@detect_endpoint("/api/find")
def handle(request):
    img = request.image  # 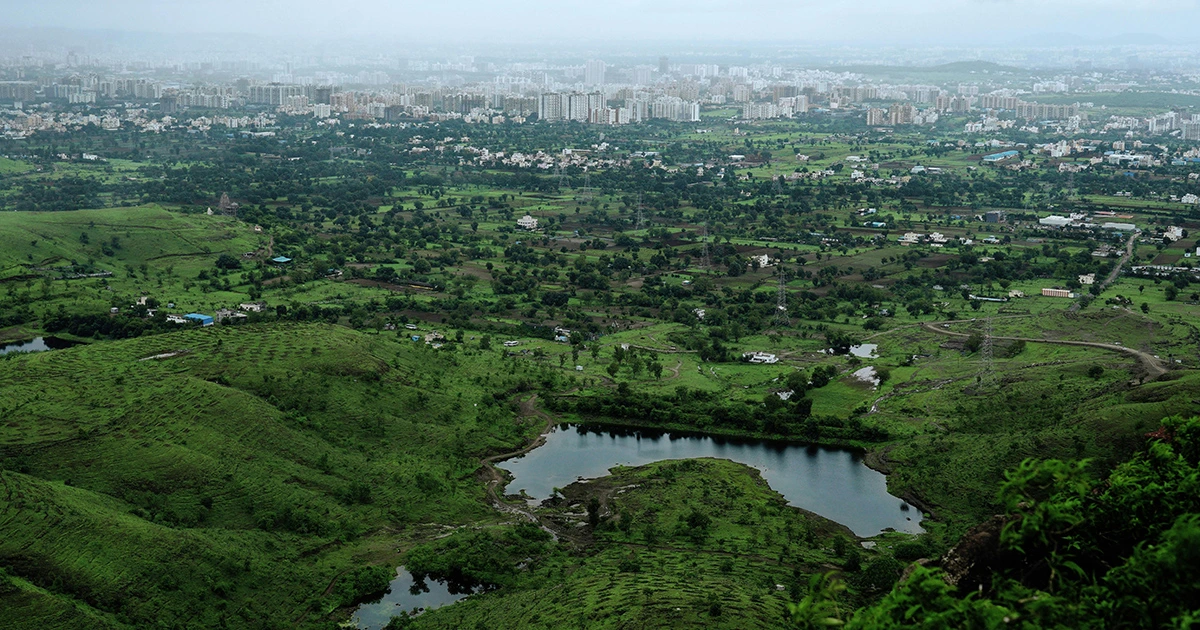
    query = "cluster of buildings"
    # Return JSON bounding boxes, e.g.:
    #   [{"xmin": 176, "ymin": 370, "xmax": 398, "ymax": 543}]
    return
[
  {"xmin": 0, "ymin": 105, "xmax": 276, "ymax": 139},
  {"xmin": 164, "ymin": 301, "xmax": 267, "ymax": 327},
  {"xmin": 535, "ymin": 92, "xmax": 700, "ymax": 124}
]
